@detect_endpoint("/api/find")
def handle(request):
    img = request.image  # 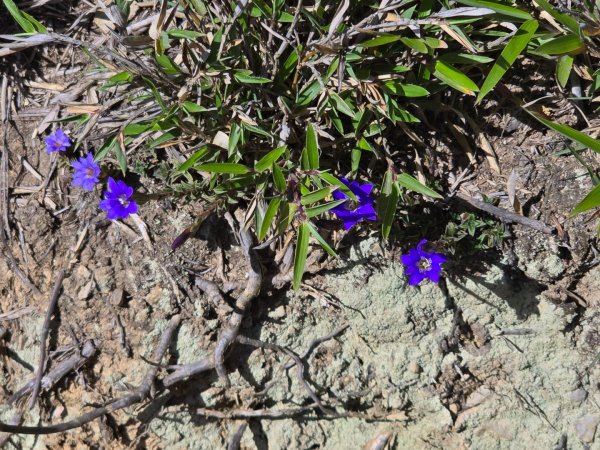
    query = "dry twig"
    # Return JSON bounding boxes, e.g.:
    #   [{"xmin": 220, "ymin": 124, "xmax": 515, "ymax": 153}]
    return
[
  {"xmin": 28, "ymin": 269, "xmax": 66, "ymax": 409},
  {"xmin": 0, "ymin": 315, "xmax": 181, "ymax": 435},
  {"xmin": 213, "ymin": 227, "xmax": 262, "ymax": 386},
  {"xmin": 455, "ymin": 192, "xmax": 555, "ymax": 235},
  {"xmin": 236, "ymin": 335, "xmax": 334, "ymax": 415},
  {"xmin": 226, "ymin": 422, "xmax": 247, "ymax": 450}
]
